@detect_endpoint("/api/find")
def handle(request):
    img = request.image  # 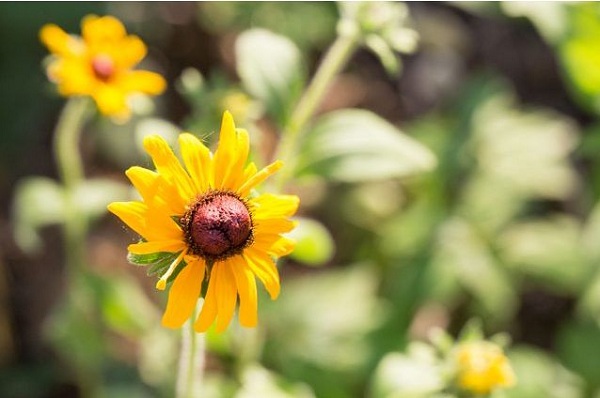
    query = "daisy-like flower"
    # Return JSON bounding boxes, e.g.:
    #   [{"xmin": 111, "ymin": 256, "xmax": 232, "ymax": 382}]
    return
[
  {"xmin": 40, "ymin": 15, "xmax": 166, "ymax": 120},
  {"xmin": 108, "ymin": 111, "xmax": 298, "ymax": 332},
  {"xmin": 454, "ymin": 341, "xmax": 516, "ymax": 395}
]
